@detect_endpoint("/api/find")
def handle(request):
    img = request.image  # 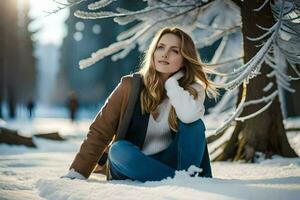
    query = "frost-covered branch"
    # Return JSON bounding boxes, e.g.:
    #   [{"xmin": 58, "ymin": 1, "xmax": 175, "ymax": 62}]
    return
[
  {"xmin": 235, "ymin": 101, "xmax": 273, "ymax": 122},
  {"xmin": 211, "ymin": 82, "xmax": 247, "ymax": 136},
  {"xmin": 210, "ymin": 88, "xmax": 278, "ymax": 136},
  {"xmin": 78, "ymin": 0, "xmax": 216, "ymax": 68},
  {"xmin": 271, "ymin": 0, "xmax": 300, "ymax": 65},
  {"xmin": 79, "ymin": 24, "xmax": 152, "ymax": 69},
  {"xmin": 253, "ymin": 0, "xmax": 270, "ymax": 12},
  {"xmin": 74, "ymin": 2, "xmax": 211, "ymax": 19},
  {"xmin": 206, "ymin": 56, "xmax": 243, "ymax": 68},
  {"xmin": 88, "ymin": 0, "xmax": 117, "ymax": 10},
  {"xmin": 215, "ymin": 32, "xmax": 274, "ymax": 90},
  {"xmin": 208, "ymin": 88, "xmax": 238, "ymax": 114},
  {"xmin": 246, "ymin": 22, "xmax": 278, "ymax": 42},
  {"xmin": 48, "ymin": 0, "xmax": 86, "ymax": 15},
  {"xmin": 235, "ymin": 89, "xmax": 278, "ymax": 122},
  {"xmin": 263, "ymin": 82, "xmax": 274, "ymax": 92}
]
